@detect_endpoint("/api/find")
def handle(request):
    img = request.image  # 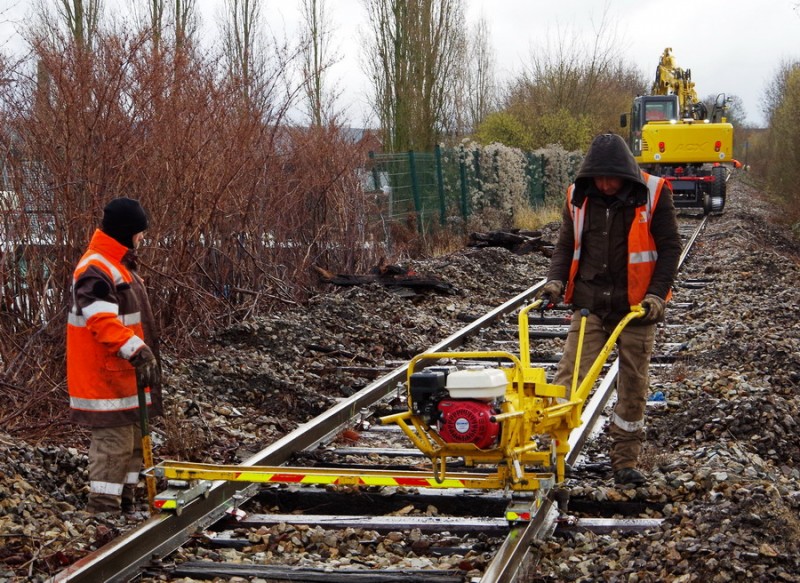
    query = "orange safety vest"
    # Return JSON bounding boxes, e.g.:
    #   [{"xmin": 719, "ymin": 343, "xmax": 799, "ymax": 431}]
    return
[
  {"xmin": 67, "ymin": 229, "xmax": 150, "ymax": 424},
  {"xmin": 564, "ymin": 171, "xmax": 670, "ymax": 307}
]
